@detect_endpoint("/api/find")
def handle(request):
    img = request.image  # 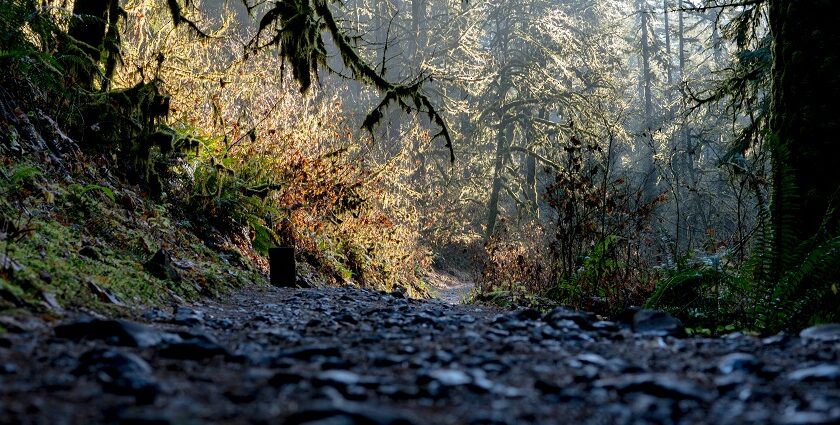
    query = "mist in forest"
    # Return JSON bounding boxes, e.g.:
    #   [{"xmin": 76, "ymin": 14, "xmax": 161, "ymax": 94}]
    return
[
  {"xmin": 123, "ymin": 0, "xmax": 765, "ymax": 319},
  {"xmin": 265, "ymin": 0, "xmax": 765, "ymax": 312},
  {"xmin": 9, "ymin": 0, "xmax": 838, "ymax": 332}
]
